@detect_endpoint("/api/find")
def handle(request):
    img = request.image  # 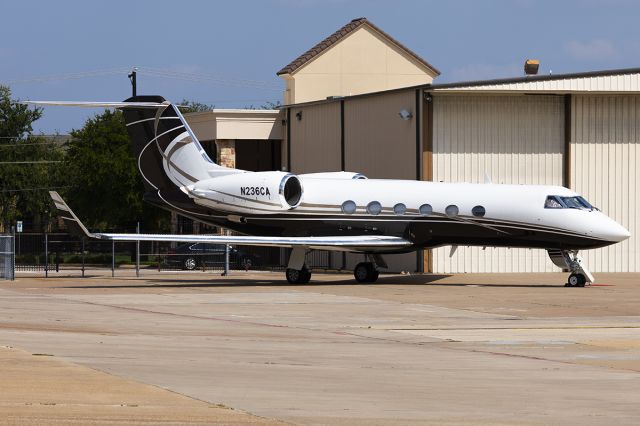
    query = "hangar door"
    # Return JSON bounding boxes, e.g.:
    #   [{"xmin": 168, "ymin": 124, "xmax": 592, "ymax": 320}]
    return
[
  {"xmin": 431, "ymin": 94, "xmax": 565, "ymax": 273},
  {"xmin": 571, "ymin": 95, "xmax": 639, "ymax": 272}
]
